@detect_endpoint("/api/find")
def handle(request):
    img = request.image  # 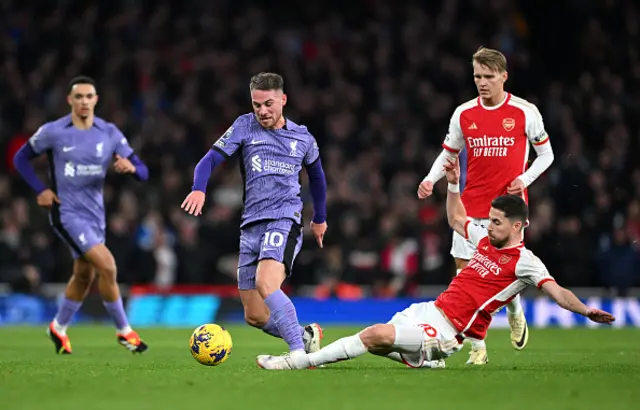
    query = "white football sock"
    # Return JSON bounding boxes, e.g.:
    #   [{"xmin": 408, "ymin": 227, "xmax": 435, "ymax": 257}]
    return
[
  {"xmin": 308, "ymin": 334, "xmax": 367, "ymax": 367},
  {"xmin": 118, "ymin": 326, "xmax": 133, "ymax": 335},
  {"xmin": 469, "ymin": 338, "xmax": 486, "ymax": 350},
  {"xmin": 52, "ymin": 318, "xmax": 67, "ymax": 336},
  {"xmin": 506, "ymin": 294, "xmax": 523, "ymax": 316}
]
